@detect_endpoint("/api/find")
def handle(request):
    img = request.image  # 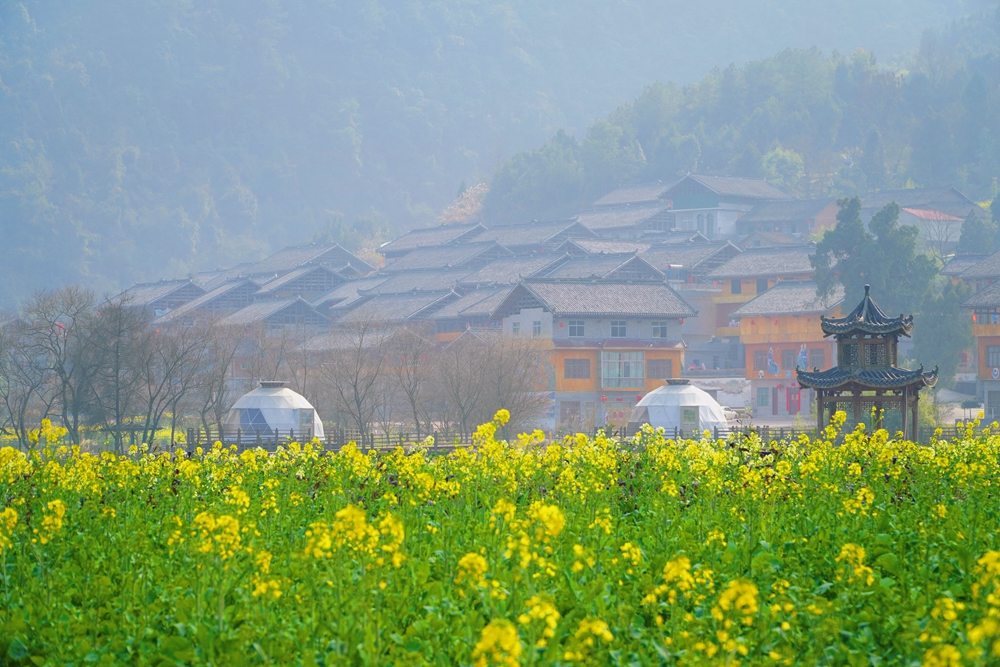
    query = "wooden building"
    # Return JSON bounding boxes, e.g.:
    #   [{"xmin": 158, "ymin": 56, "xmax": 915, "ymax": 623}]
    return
[
  {"xmin": 730, "ymin": 281, "xmax": 843, "ymax": 417},
  {"xmin": 797, "ymin": 286, "xmax": 937, "ymax": 437},
  {"xmin": 490, "ymin": 280, "xmax": 695, "ymax": 431}
]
